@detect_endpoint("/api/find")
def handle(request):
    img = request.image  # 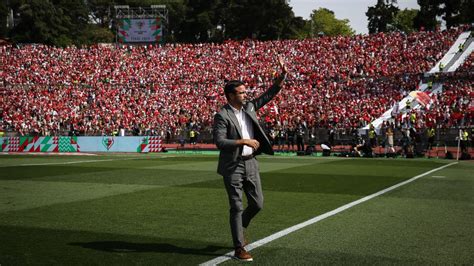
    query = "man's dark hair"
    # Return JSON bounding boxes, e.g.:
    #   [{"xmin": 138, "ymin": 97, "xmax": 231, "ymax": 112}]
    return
[{"xmin": 224, "ymin": 80, "xmax": 244, "ymax": 101}]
